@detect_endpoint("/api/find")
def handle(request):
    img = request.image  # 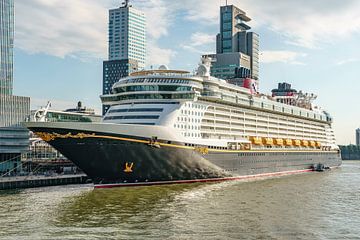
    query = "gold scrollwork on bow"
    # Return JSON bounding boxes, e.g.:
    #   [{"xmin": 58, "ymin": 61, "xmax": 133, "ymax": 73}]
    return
[
  {"xmin": 34, "ymin": 132, "xmax": 96, "ymax": 142},
  {"xmin": 194, "ymin": 146, "xmax": 209, "ymax": 155}
]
